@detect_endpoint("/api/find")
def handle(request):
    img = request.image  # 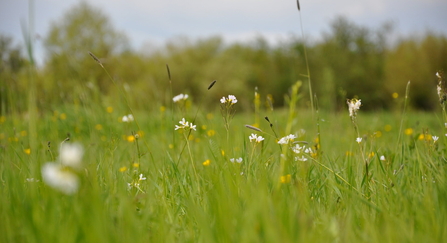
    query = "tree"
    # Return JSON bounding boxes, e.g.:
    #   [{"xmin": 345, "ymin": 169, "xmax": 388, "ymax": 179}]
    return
[
  {"xmin": 0, "ymin": 35, "xmax": 28, "ymax": 114},
  {"xmin": 44, "ymin": 2, "xmax": 129, "ymax": 97},
  {"xmin": 313, "ymin": 17, "xmax": 392, "ymax": 110}
]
